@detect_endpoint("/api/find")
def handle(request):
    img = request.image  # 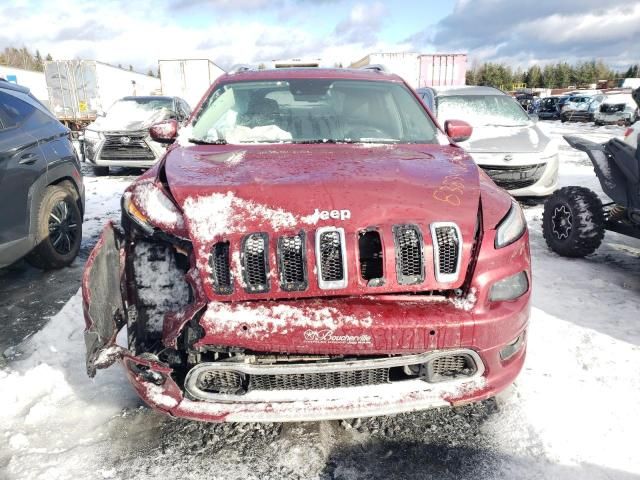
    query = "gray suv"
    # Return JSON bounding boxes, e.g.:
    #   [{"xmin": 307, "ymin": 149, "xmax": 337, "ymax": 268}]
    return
[{"xmin": 0, "ymin": 79, "xmax": 84, "ymax": 269}]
